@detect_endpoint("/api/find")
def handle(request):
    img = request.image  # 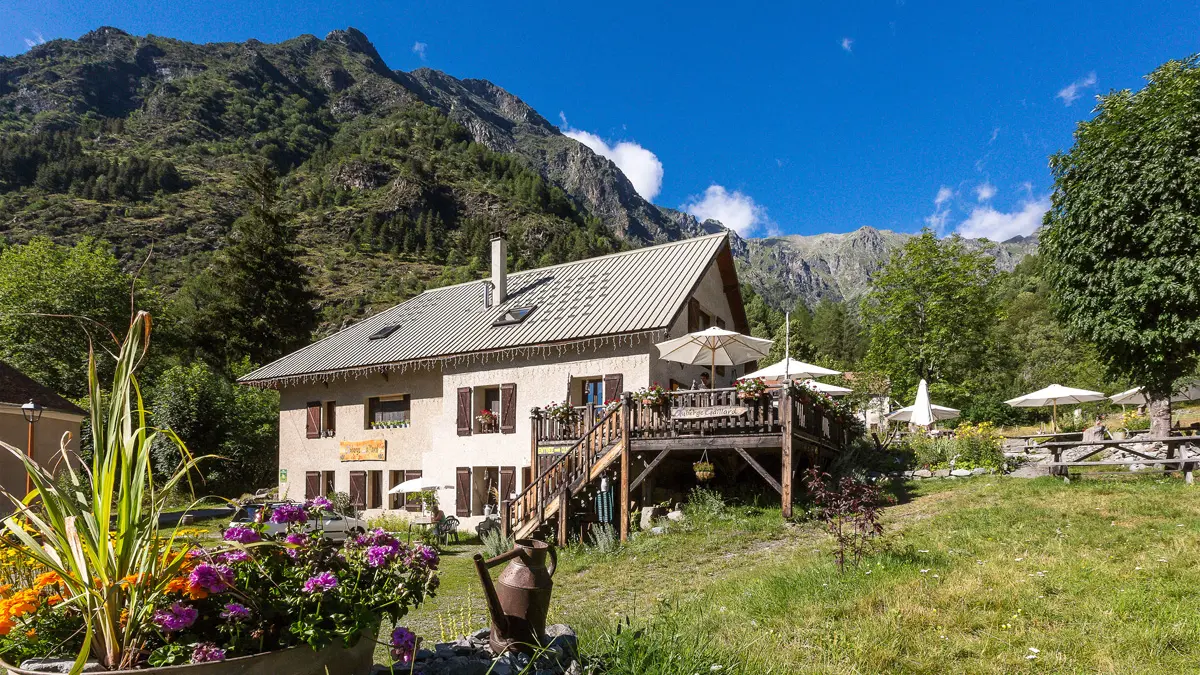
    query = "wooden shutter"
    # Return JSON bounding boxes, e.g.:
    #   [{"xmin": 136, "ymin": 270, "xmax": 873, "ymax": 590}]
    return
[
  {"xmin": 521, "ymin": 466, "xmax": 531, "ymax": 493},
  {"xmin": 500, "ymin": 466, "xmax": 515, "ymax": 501},
  {"xmin": 456, "ymin": 387, "xmax": 472, "ymax": 436},
  {"xmin": 500, "ymin": 383, "xmax": 517, "ymax": 434},
  {"xmin": 603, "ymin": 374, "xmax": 624, "ymax": 403},
  {"xmin": 404, "ymin": 469, "xmax": 423, "ymax": 512},
  {"xmin": 455, "ymin": 467, "xmax": 471, "ymax": 517},
  {"xmin": 687, "ymin": 298, "xmax": 700, "ymax": 332},
  {"xmin": 305, "ymin": 402, "xmax": 321, "ymax": 438},
  {"xmin": 305, "ymin": 471, "xmax": 321, "ymax": 500},
  {"xmin": 349, "ymin": 471, "xmax": 366, "ymax": 510}
]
